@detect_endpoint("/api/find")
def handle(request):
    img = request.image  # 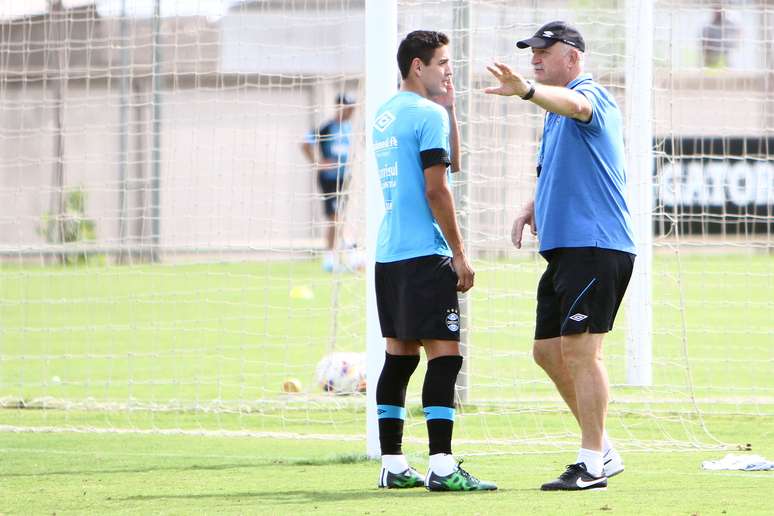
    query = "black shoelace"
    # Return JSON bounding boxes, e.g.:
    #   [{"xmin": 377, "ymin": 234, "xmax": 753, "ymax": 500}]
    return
[
  {"xmin": 559, "ymin": 463, "xmax": 585, "ymax": 481},
  {"xmin": 455, "ymin": 459, "xmax": 479, "ymax": 483}
]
